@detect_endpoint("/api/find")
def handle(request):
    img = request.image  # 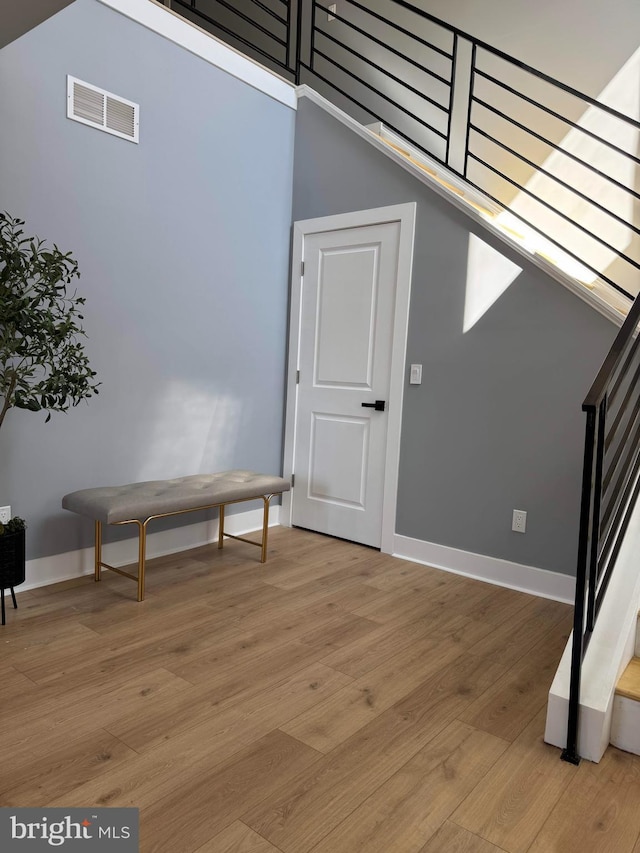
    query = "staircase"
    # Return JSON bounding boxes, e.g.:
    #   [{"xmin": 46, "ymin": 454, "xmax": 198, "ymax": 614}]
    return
[
  {"xmin": 364, "ymin": 122, "xmax": 631, "ymax": 322},
  {"xmin": 612, "ymin": 628, "xmax": 640, "ymax": 754},
  {"xmin": 159, "ymin": 0, "xmax": 640, "ymax": 320}
]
